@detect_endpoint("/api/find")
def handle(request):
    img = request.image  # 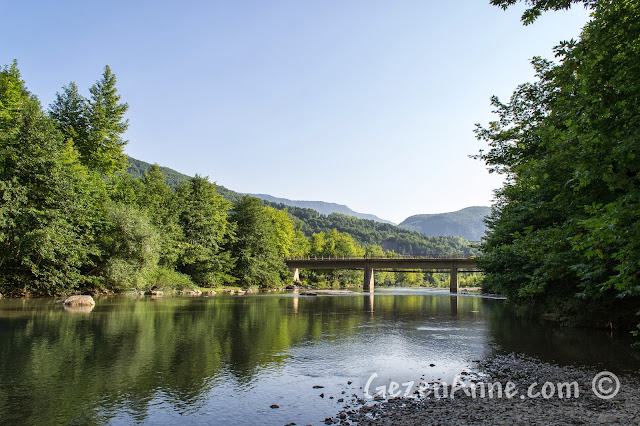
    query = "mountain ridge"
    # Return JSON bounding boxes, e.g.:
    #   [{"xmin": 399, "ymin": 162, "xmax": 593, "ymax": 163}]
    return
[
  {"xmin": 398, "ymin": 206, "xmax": 490, "ymax": 241},
  {"xmin": 247, "ymin": 193, "xmax": 395, "ymax": 225},
  {"xmin": 126, "ymin": 157, "xmax": 489, "ymax": 241}
]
